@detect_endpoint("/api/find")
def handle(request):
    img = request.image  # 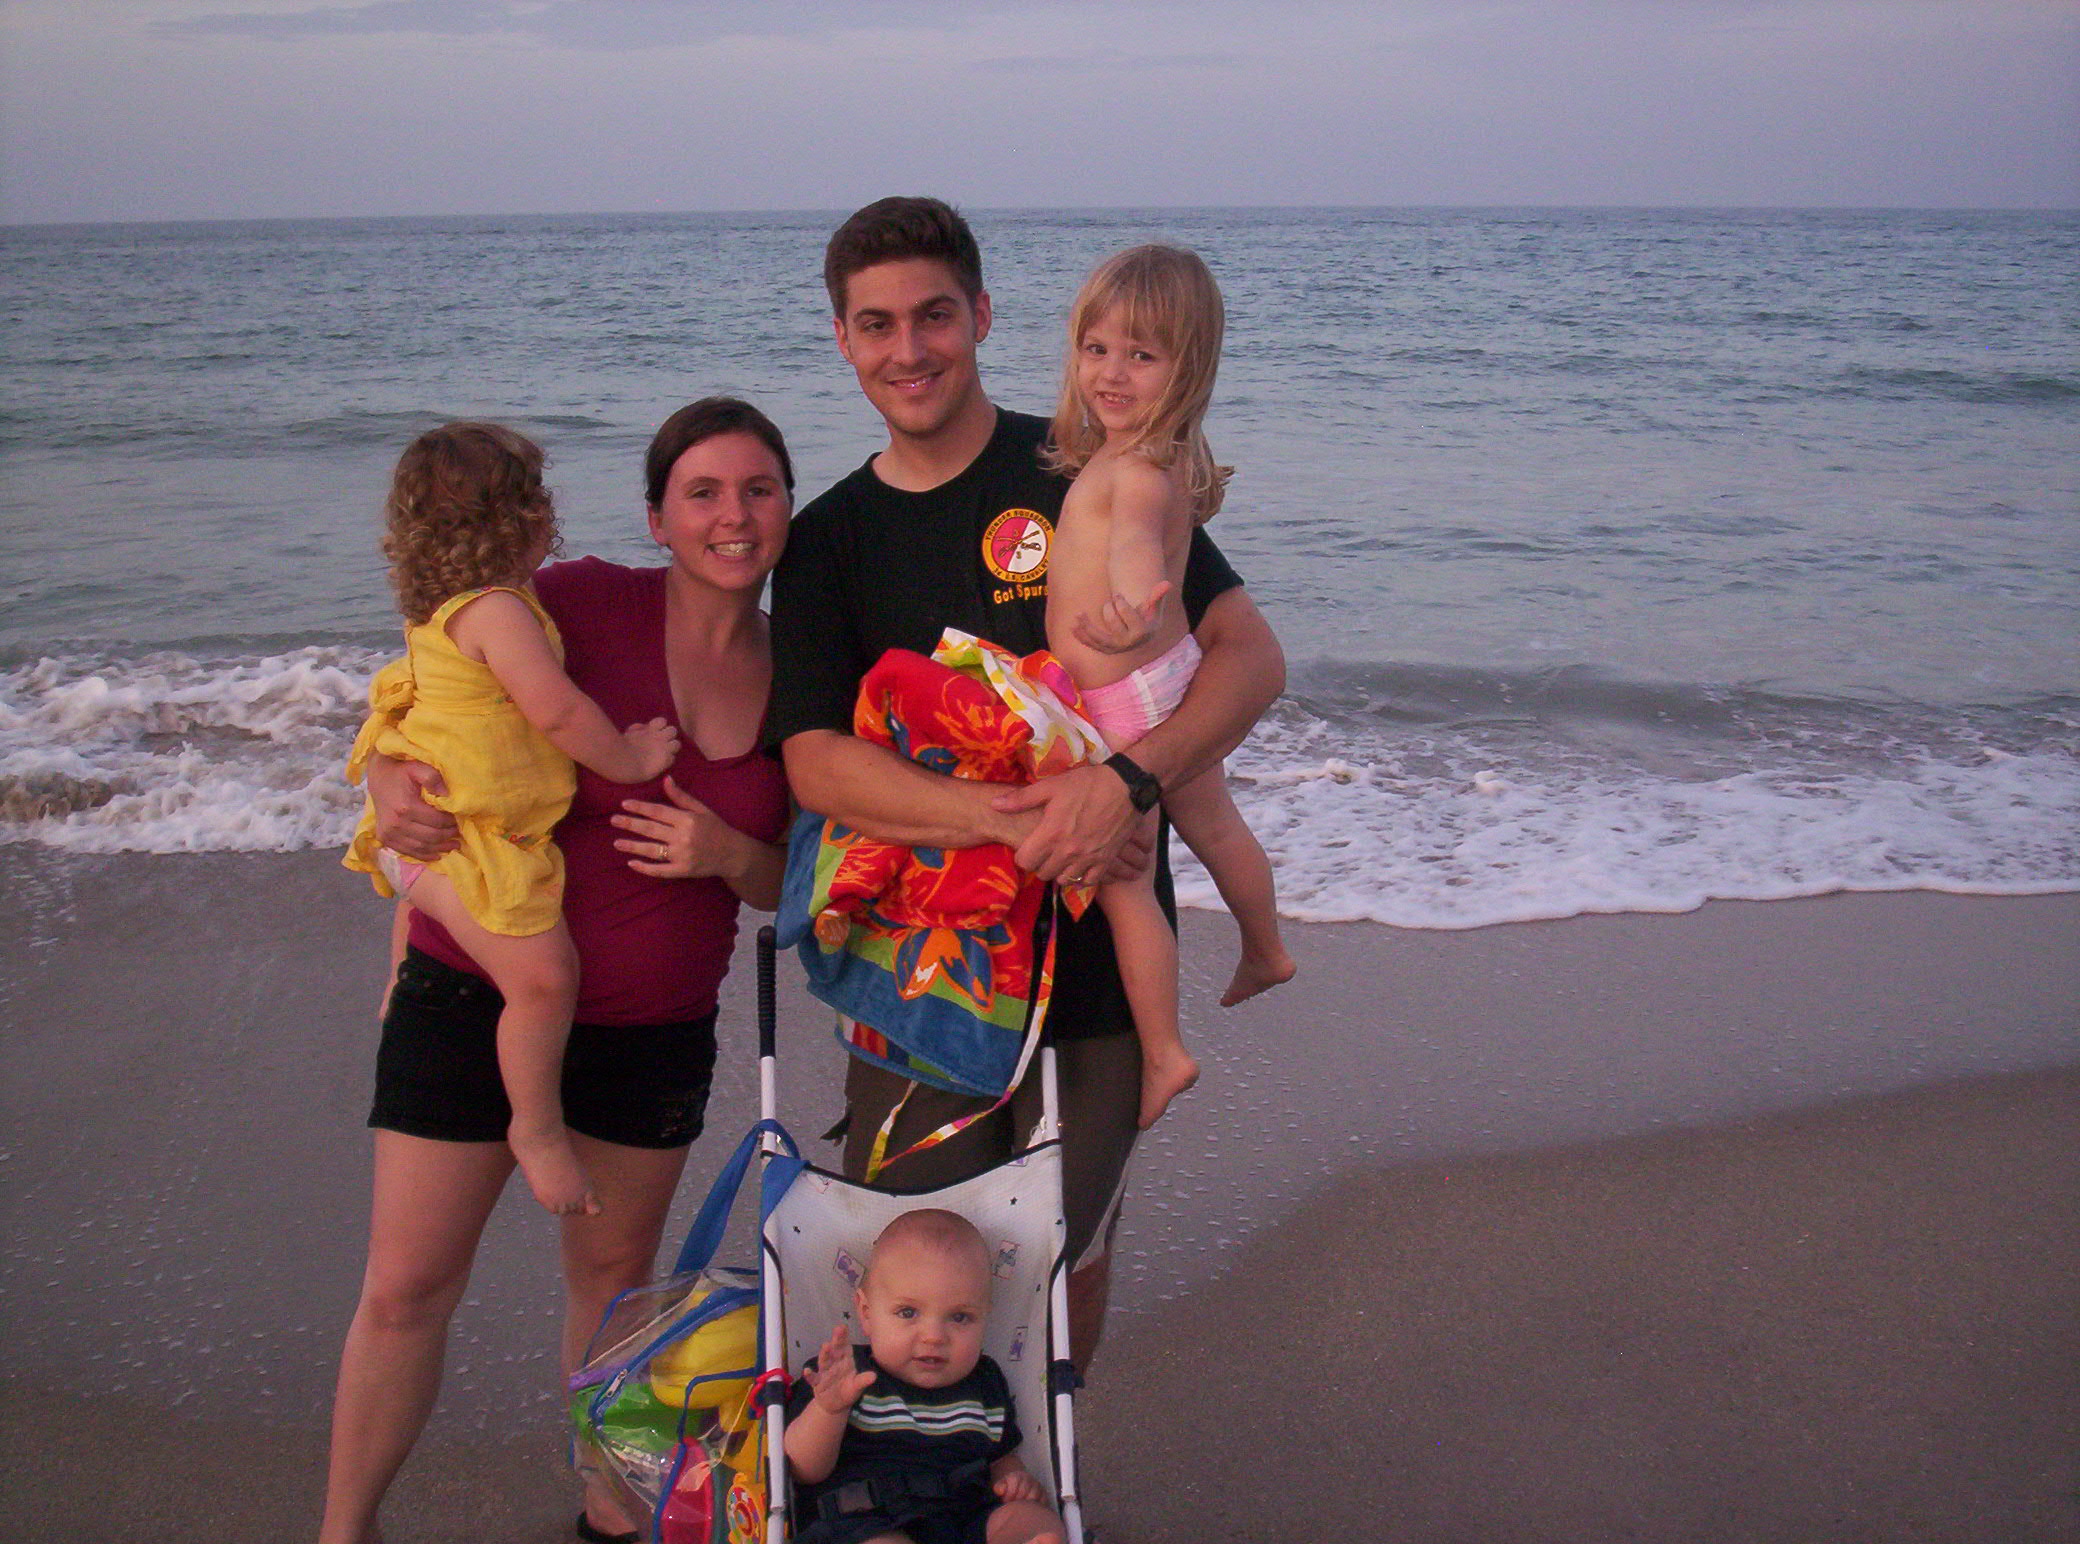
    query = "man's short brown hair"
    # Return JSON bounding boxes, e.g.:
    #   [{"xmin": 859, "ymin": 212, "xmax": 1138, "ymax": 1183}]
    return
[{"xmin": 823, "ymin": 196, "xmax": 984, "ymax": 316}]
